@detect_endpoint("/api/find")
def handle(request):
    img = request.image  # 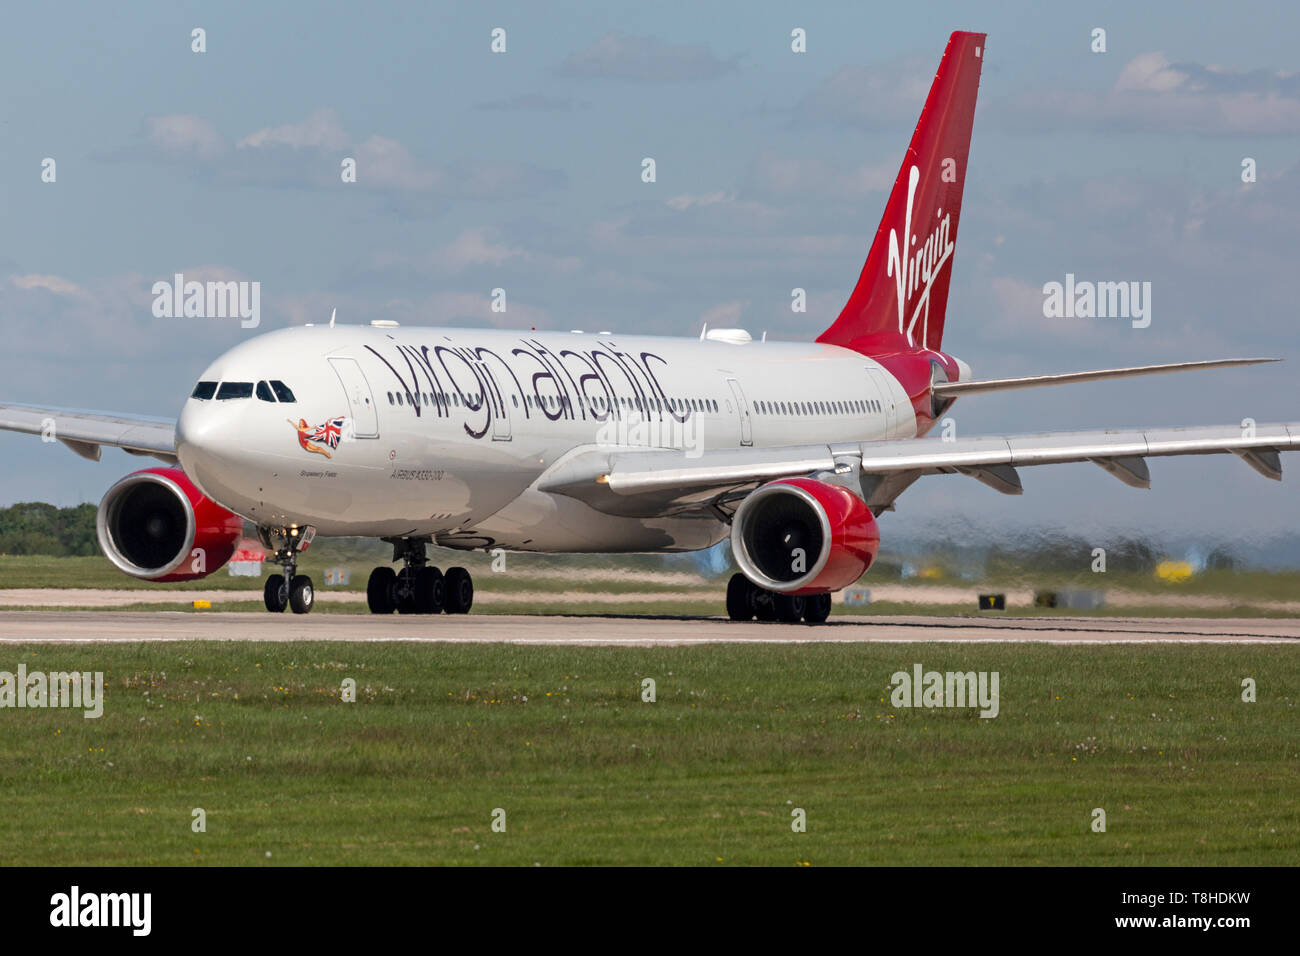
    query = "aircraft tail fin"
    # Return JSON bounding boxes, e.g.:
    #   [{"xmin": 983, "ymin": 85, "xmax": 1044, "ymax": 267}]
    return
[{"xmin": 817, "ymin": 31, "xmax": 986, "ymax": 355}]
